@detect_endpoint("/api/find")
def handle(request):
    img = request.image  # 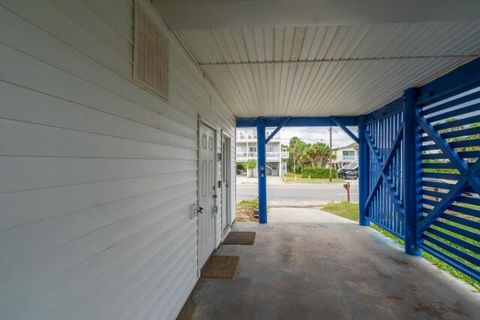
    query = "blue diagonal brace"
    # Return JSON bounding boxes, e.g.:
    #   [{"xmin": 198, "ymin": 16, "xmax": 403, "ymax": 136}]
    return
[
  {"xmin": 364, "ymin": 133, "xmax": 404, "ymax": 215},
  {"xmin": 382, "ymin": 173, "xmax": 405, "ymax": 216},
  {"xmin": 364, "ymin": 126, "xmax": 404, "ymax": 209},
  {"xmin": 416, "ymin": 114, "xmax": 480, "ymax": 195},
  {"xmin": 418, "ymin": 158, "xmax": 480, "ymax": 233},
  {"xmin": 265, "ymin": 117, "xmax": 290, "ymax": 144},
  {"xmin": 416, "ymin": 111, "xmax": 480, "ymax": 233},
  {"xmin": 331, "ymin": 117, "xmax": 359, "ymax": 144}
]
